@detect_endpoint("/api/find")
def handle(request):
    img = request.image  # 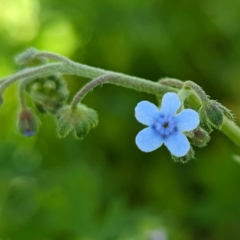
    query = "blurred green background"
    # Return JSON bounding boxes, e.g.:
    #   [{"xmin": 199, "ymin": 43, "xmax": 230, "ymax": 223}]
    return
[{"xmin": 1, "ymin": 0, "xmax": 240, "ymax": 239}]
